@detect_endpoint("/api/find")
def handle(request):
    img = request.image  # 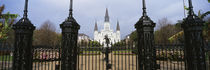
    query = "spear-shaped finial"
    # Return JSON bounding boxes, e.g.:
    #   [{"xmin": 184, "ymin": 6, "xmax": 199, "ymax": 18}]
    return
[
  {"xmin": 69, "ymin": 0, "xmax": 73, "ymax": 17},
  {"xmin": 142, "ymin": 0, "xmax": 147, "ymax": 16},
  {"xmin": 23, "ymin": 0, "xmax": 28, "ymax": 18},
  {"xmin": 188, "ymin": 0, "xmax": 194, "ymax": 16}
]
